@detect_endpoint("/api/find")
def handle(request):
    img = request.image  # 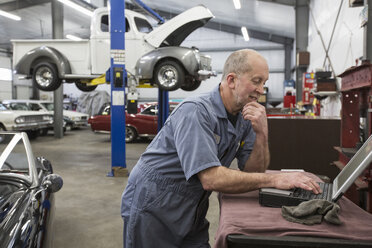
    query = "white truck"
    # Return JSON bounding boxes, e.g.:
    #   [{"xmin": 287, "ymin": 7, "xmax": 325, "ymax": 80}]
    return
[{"xmin": 12, "ymin": 5, "xmax": 215, "ymax": 92}]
